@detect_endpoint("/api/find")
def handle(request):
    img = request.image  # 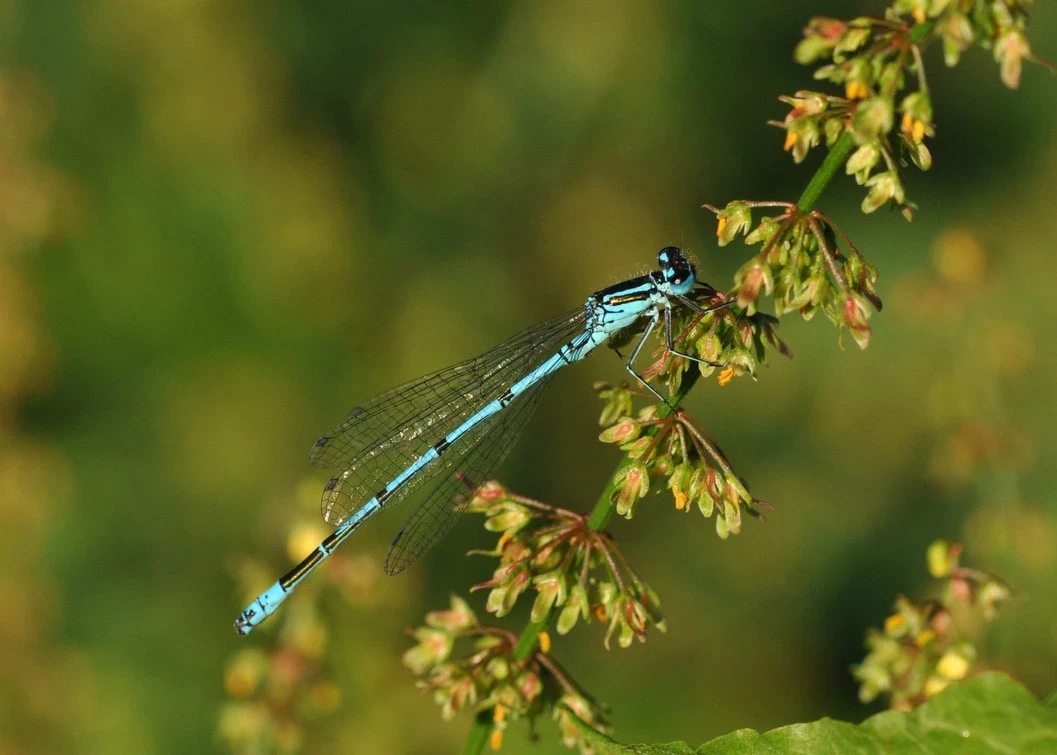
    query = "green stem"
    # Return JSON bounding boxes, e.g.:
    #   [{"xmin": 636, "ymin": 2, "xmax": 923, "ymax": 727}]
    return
[
  {"xmin": 463, "ymin": 712, "xmax": 492, "ymax": 754},
  {"xmin": 462, "ymin": 88, "xmax": 854, "ymax": 755},
  {"xmin": 796, "ymin": 131, "xmax": 854, "ymax": 214},
  {"xmin": 909, "ymin": 20, "xmax": 934, "ymax": 45}
]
